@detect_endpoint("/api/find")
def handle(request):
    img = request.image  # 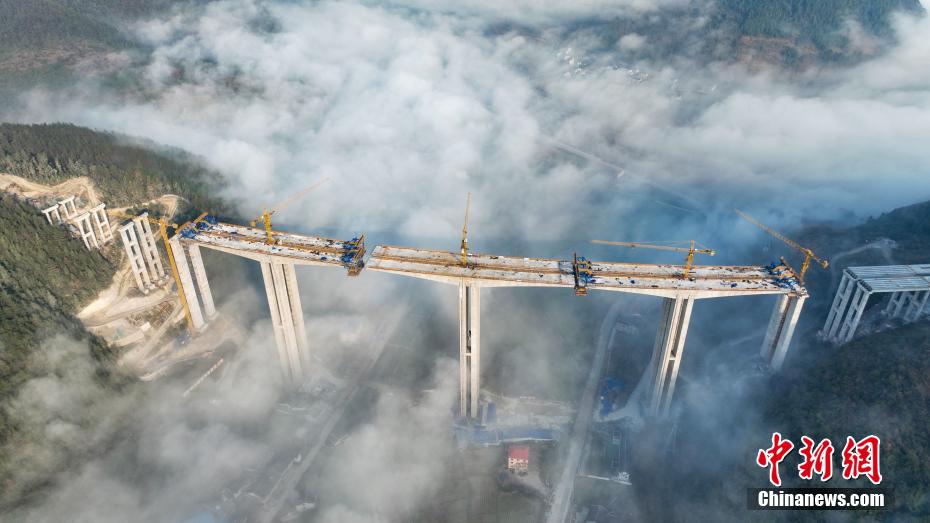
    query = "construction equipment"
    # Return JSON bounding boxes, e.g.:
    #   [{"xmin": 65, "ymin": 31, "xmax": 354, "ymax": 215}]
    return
[
  {"xmin": 572, "ymin": 252, "xmax": 594, "ymax": 296},
  {"xmin": 158, "ymin": 217, "xmax": 195, "ymax": 332},
  {"xmin": 250, "ymin": 177, "xmax": 330, "ymax": 244},
  {"xmin": 591, "ymin": 239, "xmax": 716, "ymax": 279},
  {"xmin": 735, "ymin": 209, "xmax": 828, "ymax": 285},
  {"xmin": 460, "ymin": 192, "xmax": 471, "ymax": 266}
]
